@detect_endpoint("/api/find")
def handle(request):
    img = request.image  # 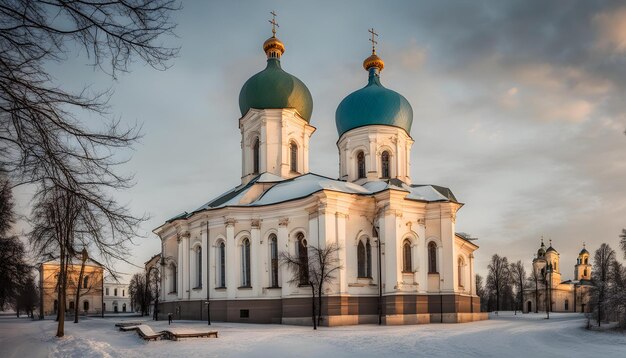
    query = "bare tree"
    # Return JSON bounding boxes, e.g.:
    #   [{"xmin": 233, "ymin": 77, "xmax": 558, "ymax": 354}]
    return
[
  {"xmin": 475, "ymin": 274, "xmax": 486, "ymax": 312},
  {"xmin": 510, "ymin": 260, "xmax": 526, "ymax": 314},
  {"xmin": 486, "ymin": 254, "xmax": 510, "ymax": 312},
  {"xmin": 129, "ymin": 272, "xmax": 151, "ymax": 316},
  {"xmin": 619, "ymin": 229, "xmax": 626, "ymax": 259},
  {"xmin": 281, "ymin": 242, "xmax": 342, "ymax": 329},
  {"xmin": 148, "ymin": 264, "xmax": 161, "ymax": 320},
  {"xmin": 0, "ymin": 175, "xmax": 31, "ymax": 310},
  {"xmin": 1, "ymin": 0, "xmax": 180, "ymax": 194},
  {"xmin": 591, "ymin": 243, "xmax": 616, "ymax": 326},
  {"xmin": 2, "ymin": 0, "xmax": 179, "ymax": 337},
  {"xmin": 528, "ymin": 267, "xmax": 540, "ymax": 313}
]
